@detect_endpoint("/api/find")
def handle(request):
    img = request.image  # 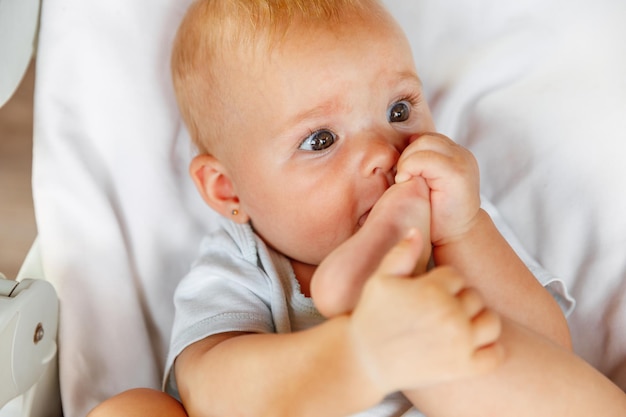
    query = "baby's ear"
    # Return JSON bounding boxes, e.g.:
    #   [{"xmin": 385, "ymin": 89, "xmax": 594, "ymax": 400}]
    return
[{"xmin": 189, "ymin": 154, "xmax": 249, "ymax": 223}]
